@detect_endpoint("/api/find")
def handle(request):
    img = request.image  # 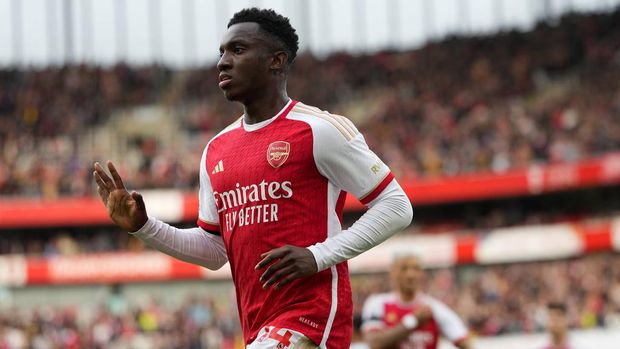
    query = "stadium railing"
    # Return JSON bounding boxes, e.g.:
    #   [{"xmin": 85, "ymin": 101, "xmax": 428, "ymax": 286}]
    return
[
  {"xmin": 1, "ymin": 216, "xmax": 618, "ymax": 287},
  {"xmin": 2, "ymin": 152, "xmax": 620, "ymax": 229}
]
